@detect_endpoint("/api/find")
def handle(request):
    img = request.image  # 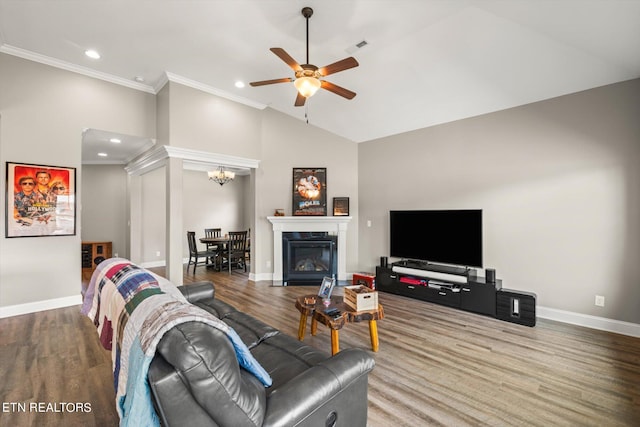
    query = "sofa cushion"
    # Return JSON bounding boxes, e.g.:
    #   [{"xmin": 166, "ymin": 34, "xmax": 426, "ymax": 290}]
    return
[
  {"xmin": 194, "ymin": 297, "xmax": 237, "ymax": 318},
  {"xmin": 251, "ymin": 333, "xmax": 329, "ymax": 393},
  {"xmin": 194, "ymin": 299, "xmax": 280, "ymax": 349},
  {"xmin": 156, "ymin": 321, "xmax": 267, "ymax": 427}
]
